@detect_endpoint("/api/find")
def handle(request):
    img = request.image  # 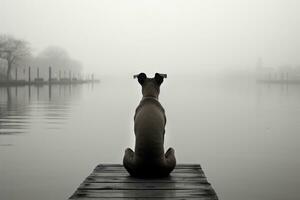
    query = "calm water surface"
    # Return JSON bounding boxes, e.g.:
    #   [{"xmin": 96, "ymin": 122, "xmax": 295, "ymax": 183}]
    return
[{"xmin": 0, "ymin": 75, "xmax": 299, "ymax": 200}]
